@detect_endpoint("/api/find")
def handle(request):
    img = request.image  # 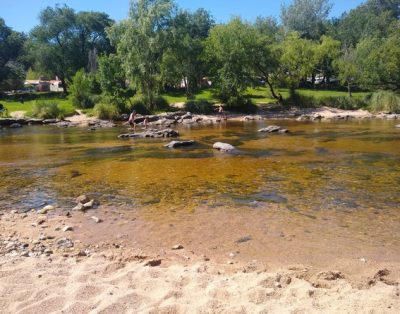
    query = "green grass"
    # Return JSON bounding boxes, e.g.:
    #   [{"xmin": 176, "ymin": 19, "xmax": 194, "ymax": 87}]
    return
[
  {"xmin": 1, "ymin": 93, "xmax": 76, "ymax": 117},
  {"xmin": 161, "ymin": 88, "xmax": 217, "ymax": 104}
]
